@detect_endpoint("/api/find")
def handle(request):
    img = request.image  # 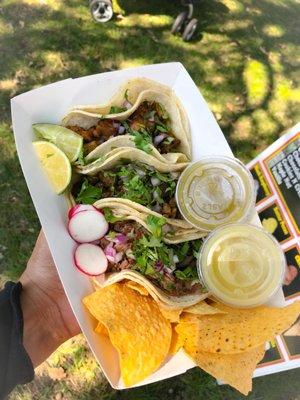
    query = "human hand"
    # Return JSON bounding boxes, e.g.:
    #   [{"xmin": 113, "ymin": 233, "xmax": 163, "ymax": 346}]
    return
[{"xmin": 20, "ymin": 230, "xmax": 80, "ymax": 367}]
